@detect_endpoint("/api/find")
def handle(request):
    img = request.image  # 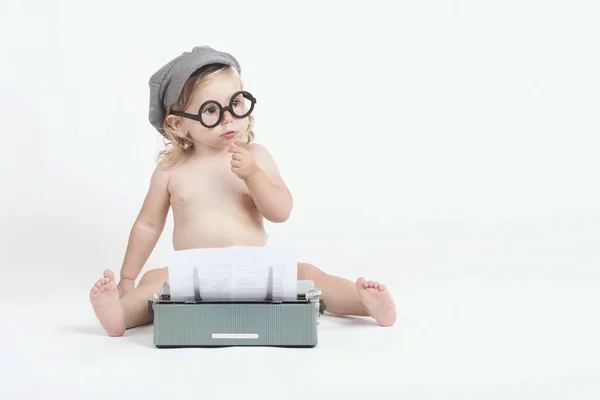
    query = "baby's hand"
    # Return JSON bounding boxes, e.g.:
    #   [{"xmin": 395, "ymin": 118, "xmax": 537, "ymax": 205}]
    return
[{"xmin": 229, "ymin": 142, "xmax": 258, "ymax": 180}]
